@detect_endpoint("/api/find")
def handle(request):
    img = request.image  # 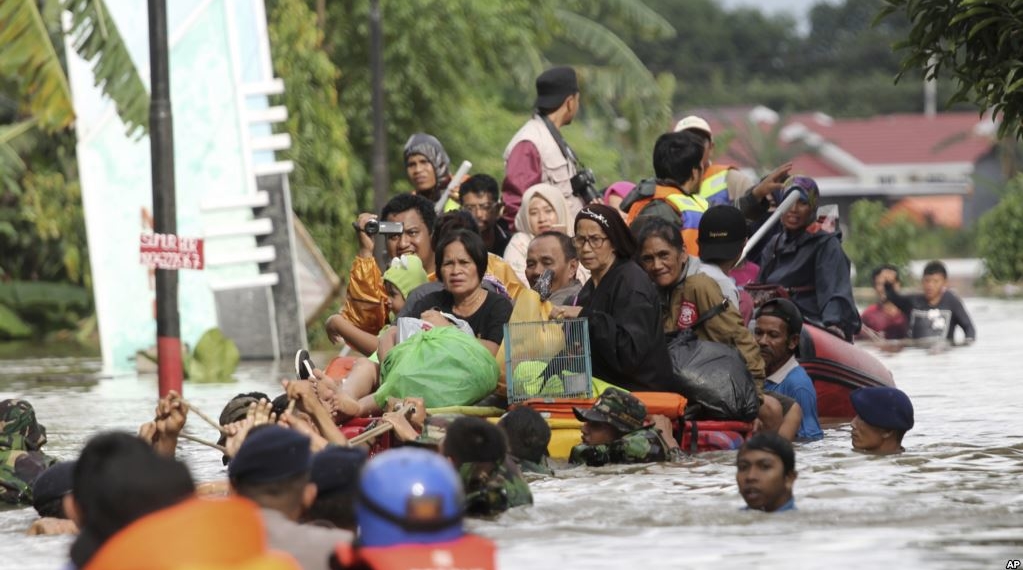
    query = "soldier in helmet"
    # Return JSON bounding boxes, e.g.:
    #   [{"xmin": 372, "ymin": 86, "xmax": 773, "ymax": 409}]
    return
[
  {"xmin": 333, "ymin": 447, "xmax": 497, "ymax": 569},
  {"xmin": 569, "ymin": 388, "xmax": 684, "ymax": 466}
]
